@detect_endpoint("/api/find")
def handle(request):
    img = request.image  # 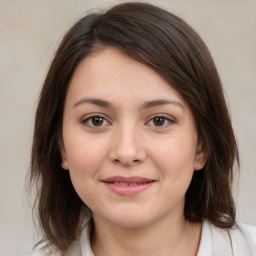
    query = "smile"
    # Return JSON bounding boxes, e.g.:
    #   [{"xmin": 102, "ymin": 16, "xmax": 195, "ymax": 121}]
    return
[
  {"xmin": 102, "ymin": 176, "xmax": 155, "ymax": 196},
  {"xmin": 112, "ymin": 182, "xmax": 144, "ymax": 186}
]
